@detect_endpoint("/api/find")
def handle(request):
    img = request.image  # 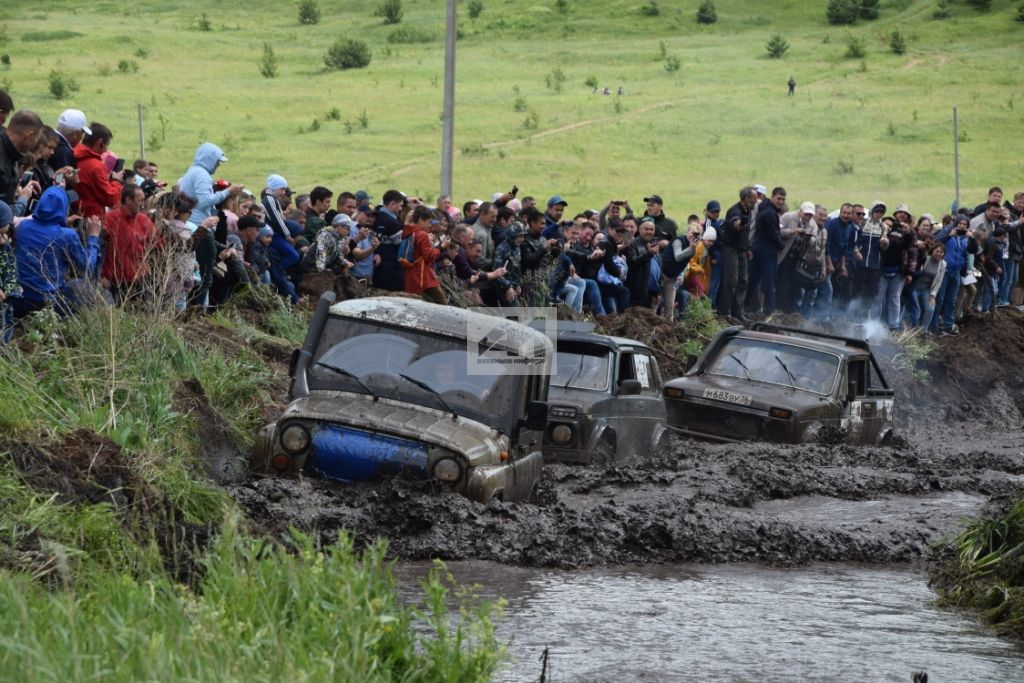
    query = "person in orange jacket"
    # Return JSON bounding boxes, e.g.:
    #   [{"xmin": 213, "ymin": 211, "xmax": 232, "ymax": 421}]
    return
[
  {"xmin": 685, "ymin": 226, "xmax": 717, "ymax": 299},
  {"xmin": 402, "ymin": 204, "xmax": 447, "ymax": 304},
  {"xmin": 72, "ymin": 122, "xmax": 123, "ymax": 219}
]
